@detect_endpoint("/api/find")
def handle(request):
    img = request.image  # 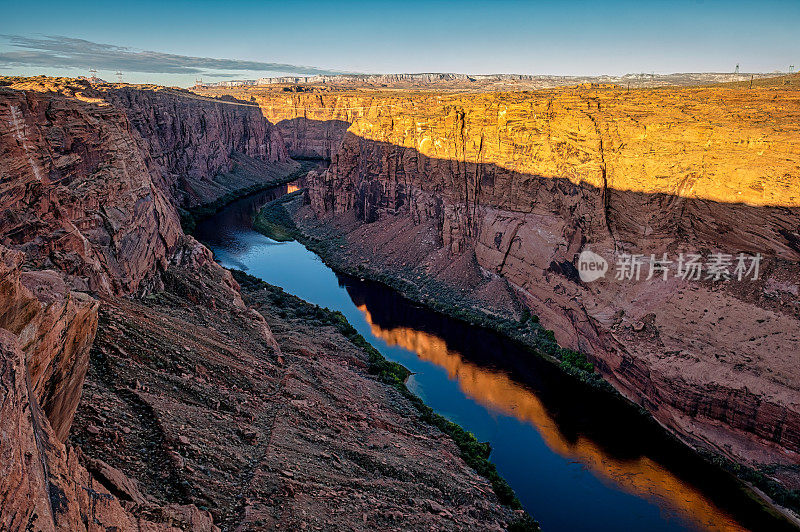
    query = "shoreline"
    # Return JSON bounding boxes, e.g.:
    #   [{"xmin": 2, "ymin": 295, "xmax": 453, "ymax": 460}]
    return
[
  {"xmin": 230, "ymin": 270, "xmax": 540, "ymax": 531},
  {"xmin": 187, "ymin": 180, "xmax": 540, "ymax": 529},
  {"xmin": 178, "ymin": 159, "xmax": 318, "ymax": 234}
]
